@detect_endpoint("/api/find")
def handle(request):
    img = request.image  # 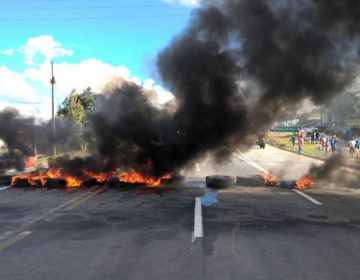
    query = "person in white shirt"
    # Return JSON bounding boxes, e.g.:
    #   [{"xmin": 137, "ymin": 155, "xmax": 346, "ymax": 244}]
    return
[{"xmin": 349, "ymin": 138, "xmax": 356, "ymax": 157}]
